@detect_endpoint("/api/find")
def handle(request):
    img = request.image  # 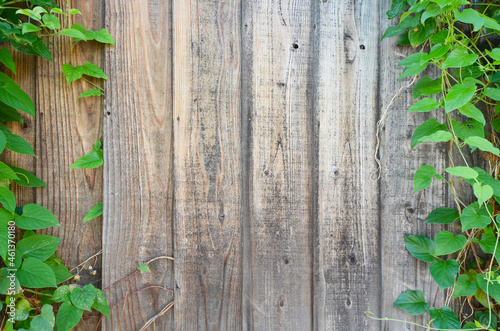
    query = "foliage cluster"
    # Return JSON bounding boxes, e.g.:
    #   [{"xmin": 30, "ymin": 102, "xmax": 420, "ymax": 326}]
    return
[
  {"xmin": 0, "ymin": 0, "xmax": 110, "ymax": 330},
  {"xmin": 383, "ymin": 0, "xmax": 500, "ymax": 330}
]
